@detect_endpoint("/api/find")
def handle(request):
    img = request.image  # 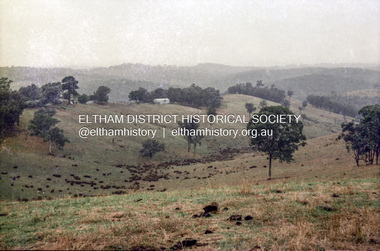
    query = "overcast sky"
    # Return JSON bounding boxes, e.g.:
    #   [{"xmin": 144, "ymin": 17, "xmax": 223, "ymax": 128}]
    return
[{"xmin": 1, "ymin": 0, "xmax": 379, "ymax": 68}]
